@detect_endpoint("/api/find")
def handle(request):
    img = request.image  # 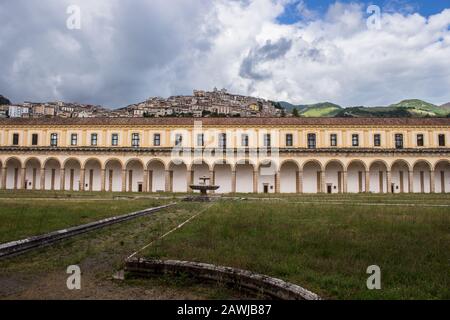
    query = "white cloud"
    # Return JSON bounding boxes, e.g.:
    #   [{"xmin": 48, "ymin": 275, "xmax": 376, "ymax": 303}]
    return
[{"xmin": 1, "ymin": 0, "xmax": 450, "ymax": 107}]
